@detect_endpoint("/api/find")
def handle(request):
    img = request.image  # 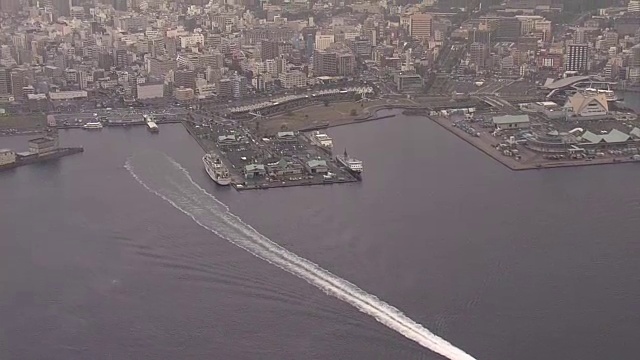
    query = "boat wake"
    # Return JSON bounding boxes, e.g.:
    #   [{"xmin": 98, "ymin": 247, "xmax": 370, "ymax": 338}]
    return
[{"xmin": 124, "ymin": 151, "xmax": 477, "ymax": 360}]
